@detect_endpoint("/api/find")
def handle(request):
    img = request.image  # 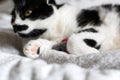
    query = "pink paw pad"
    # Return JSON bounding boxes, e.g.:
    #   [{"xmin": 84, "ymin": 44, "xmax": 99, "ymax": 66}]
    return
[{"xmin": 30, "ymin": 44, "xmax": 39, "ymax": 54}]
